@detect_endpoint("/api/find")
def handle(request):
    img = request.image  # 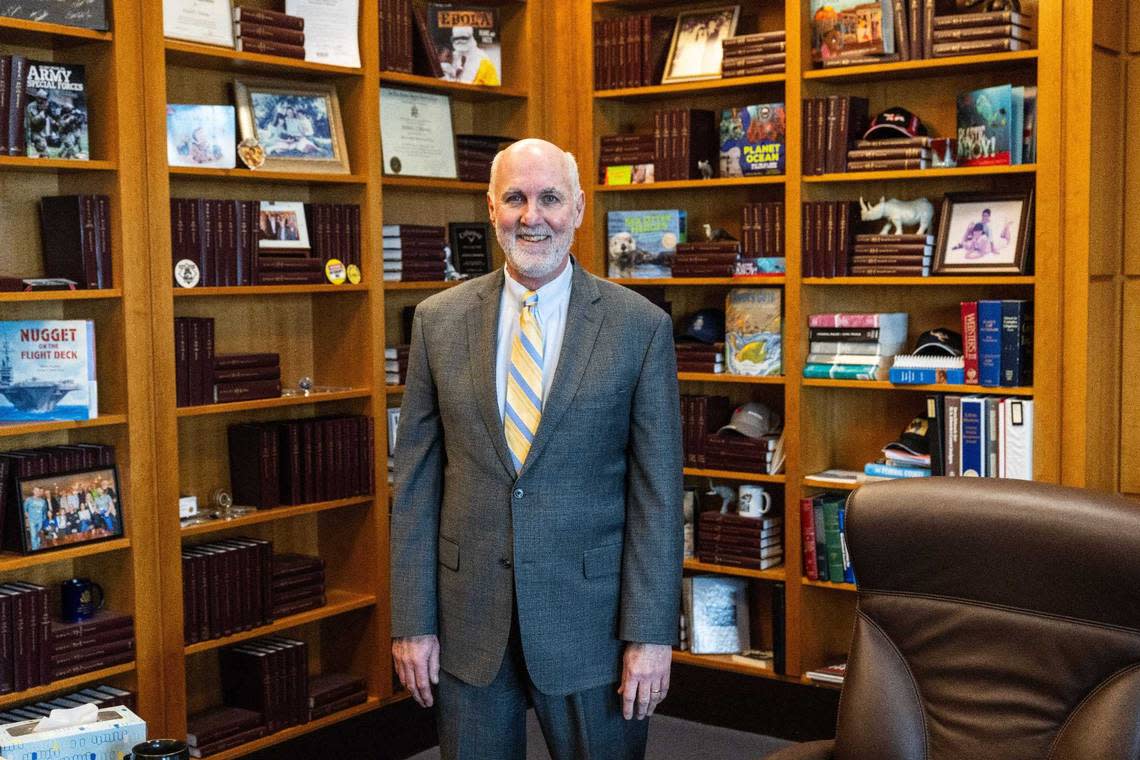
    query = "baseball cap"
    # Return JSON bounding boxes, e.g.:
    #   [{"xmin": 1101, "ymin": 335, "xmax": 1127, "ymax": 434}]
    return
[
  {"xmin": 883, "ymin": 416, "xmax": 931, "ymax": 457},
  {"xmin": 717, "ymin": 401, "xmax": 780, "ymax": 440},
  {"xmin": 914, "ymin": 328, "xmax": 963, "ymax": 357},
  {"xmin": 676, "ymin": 308, "xmax": 725, "ymax": 345},
  {"xmin": 863, "ymin": 107, "xmax": 929, "ymax": 140}
]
